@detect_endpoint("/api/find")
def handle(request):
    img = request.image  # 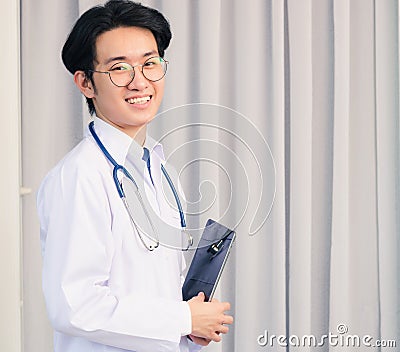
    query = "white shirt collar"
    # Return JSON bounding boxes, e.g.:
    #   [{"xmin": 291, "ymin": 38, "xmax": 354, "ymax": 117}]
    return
[
  {"xmin": 144, "ymin": 134, "xmax": 166, "ymax": 163},
  {"xmin": 88, "ymin": 116, "xmax": 165, "ymax": 166}
]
